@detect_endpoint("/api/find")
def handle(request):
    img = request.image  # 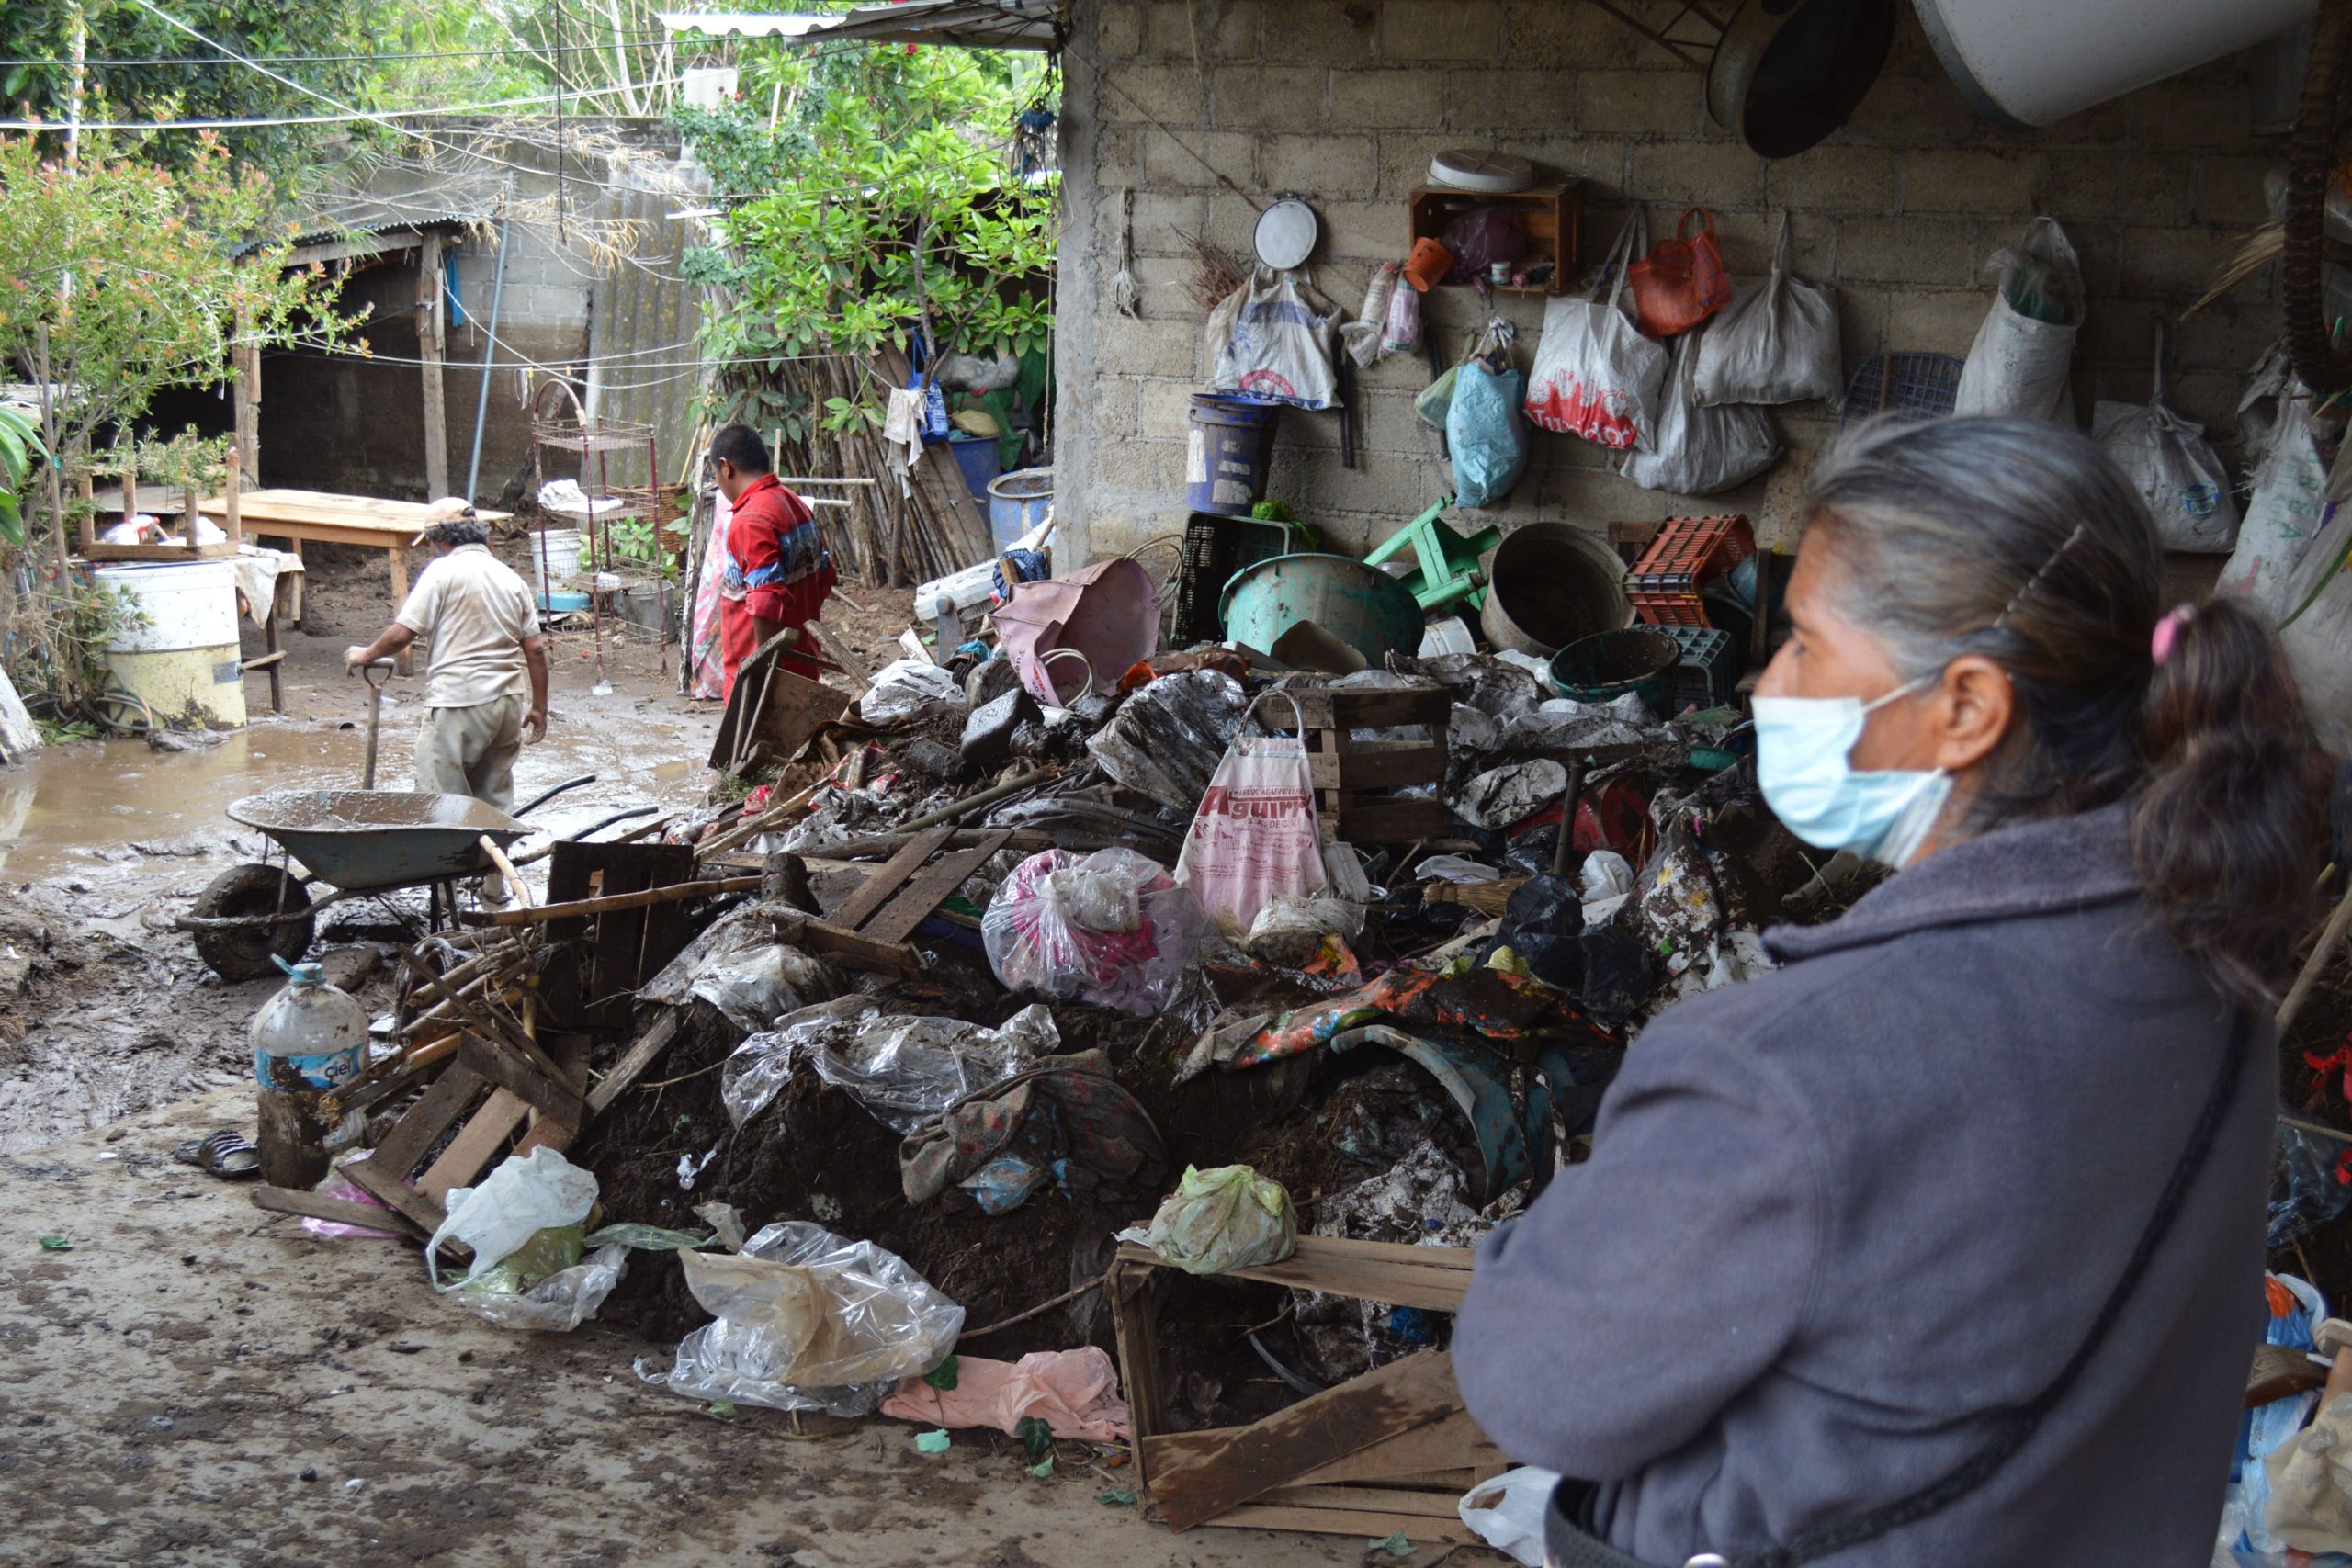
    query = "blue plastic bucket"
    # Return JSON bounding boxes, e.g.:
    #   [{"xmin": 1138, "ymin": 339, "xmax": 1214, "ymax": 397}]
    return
[
  {"xmin": 947, "ymin": 434, "xmax": 1001, "ymax": 503},
  {"xmin": 1187, "ymin": 393, "xmax": 1282, "ymax": 515},
  {"xmin": 987, "ymin": 467, "xmax": 1054, "ymax": 552}
]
